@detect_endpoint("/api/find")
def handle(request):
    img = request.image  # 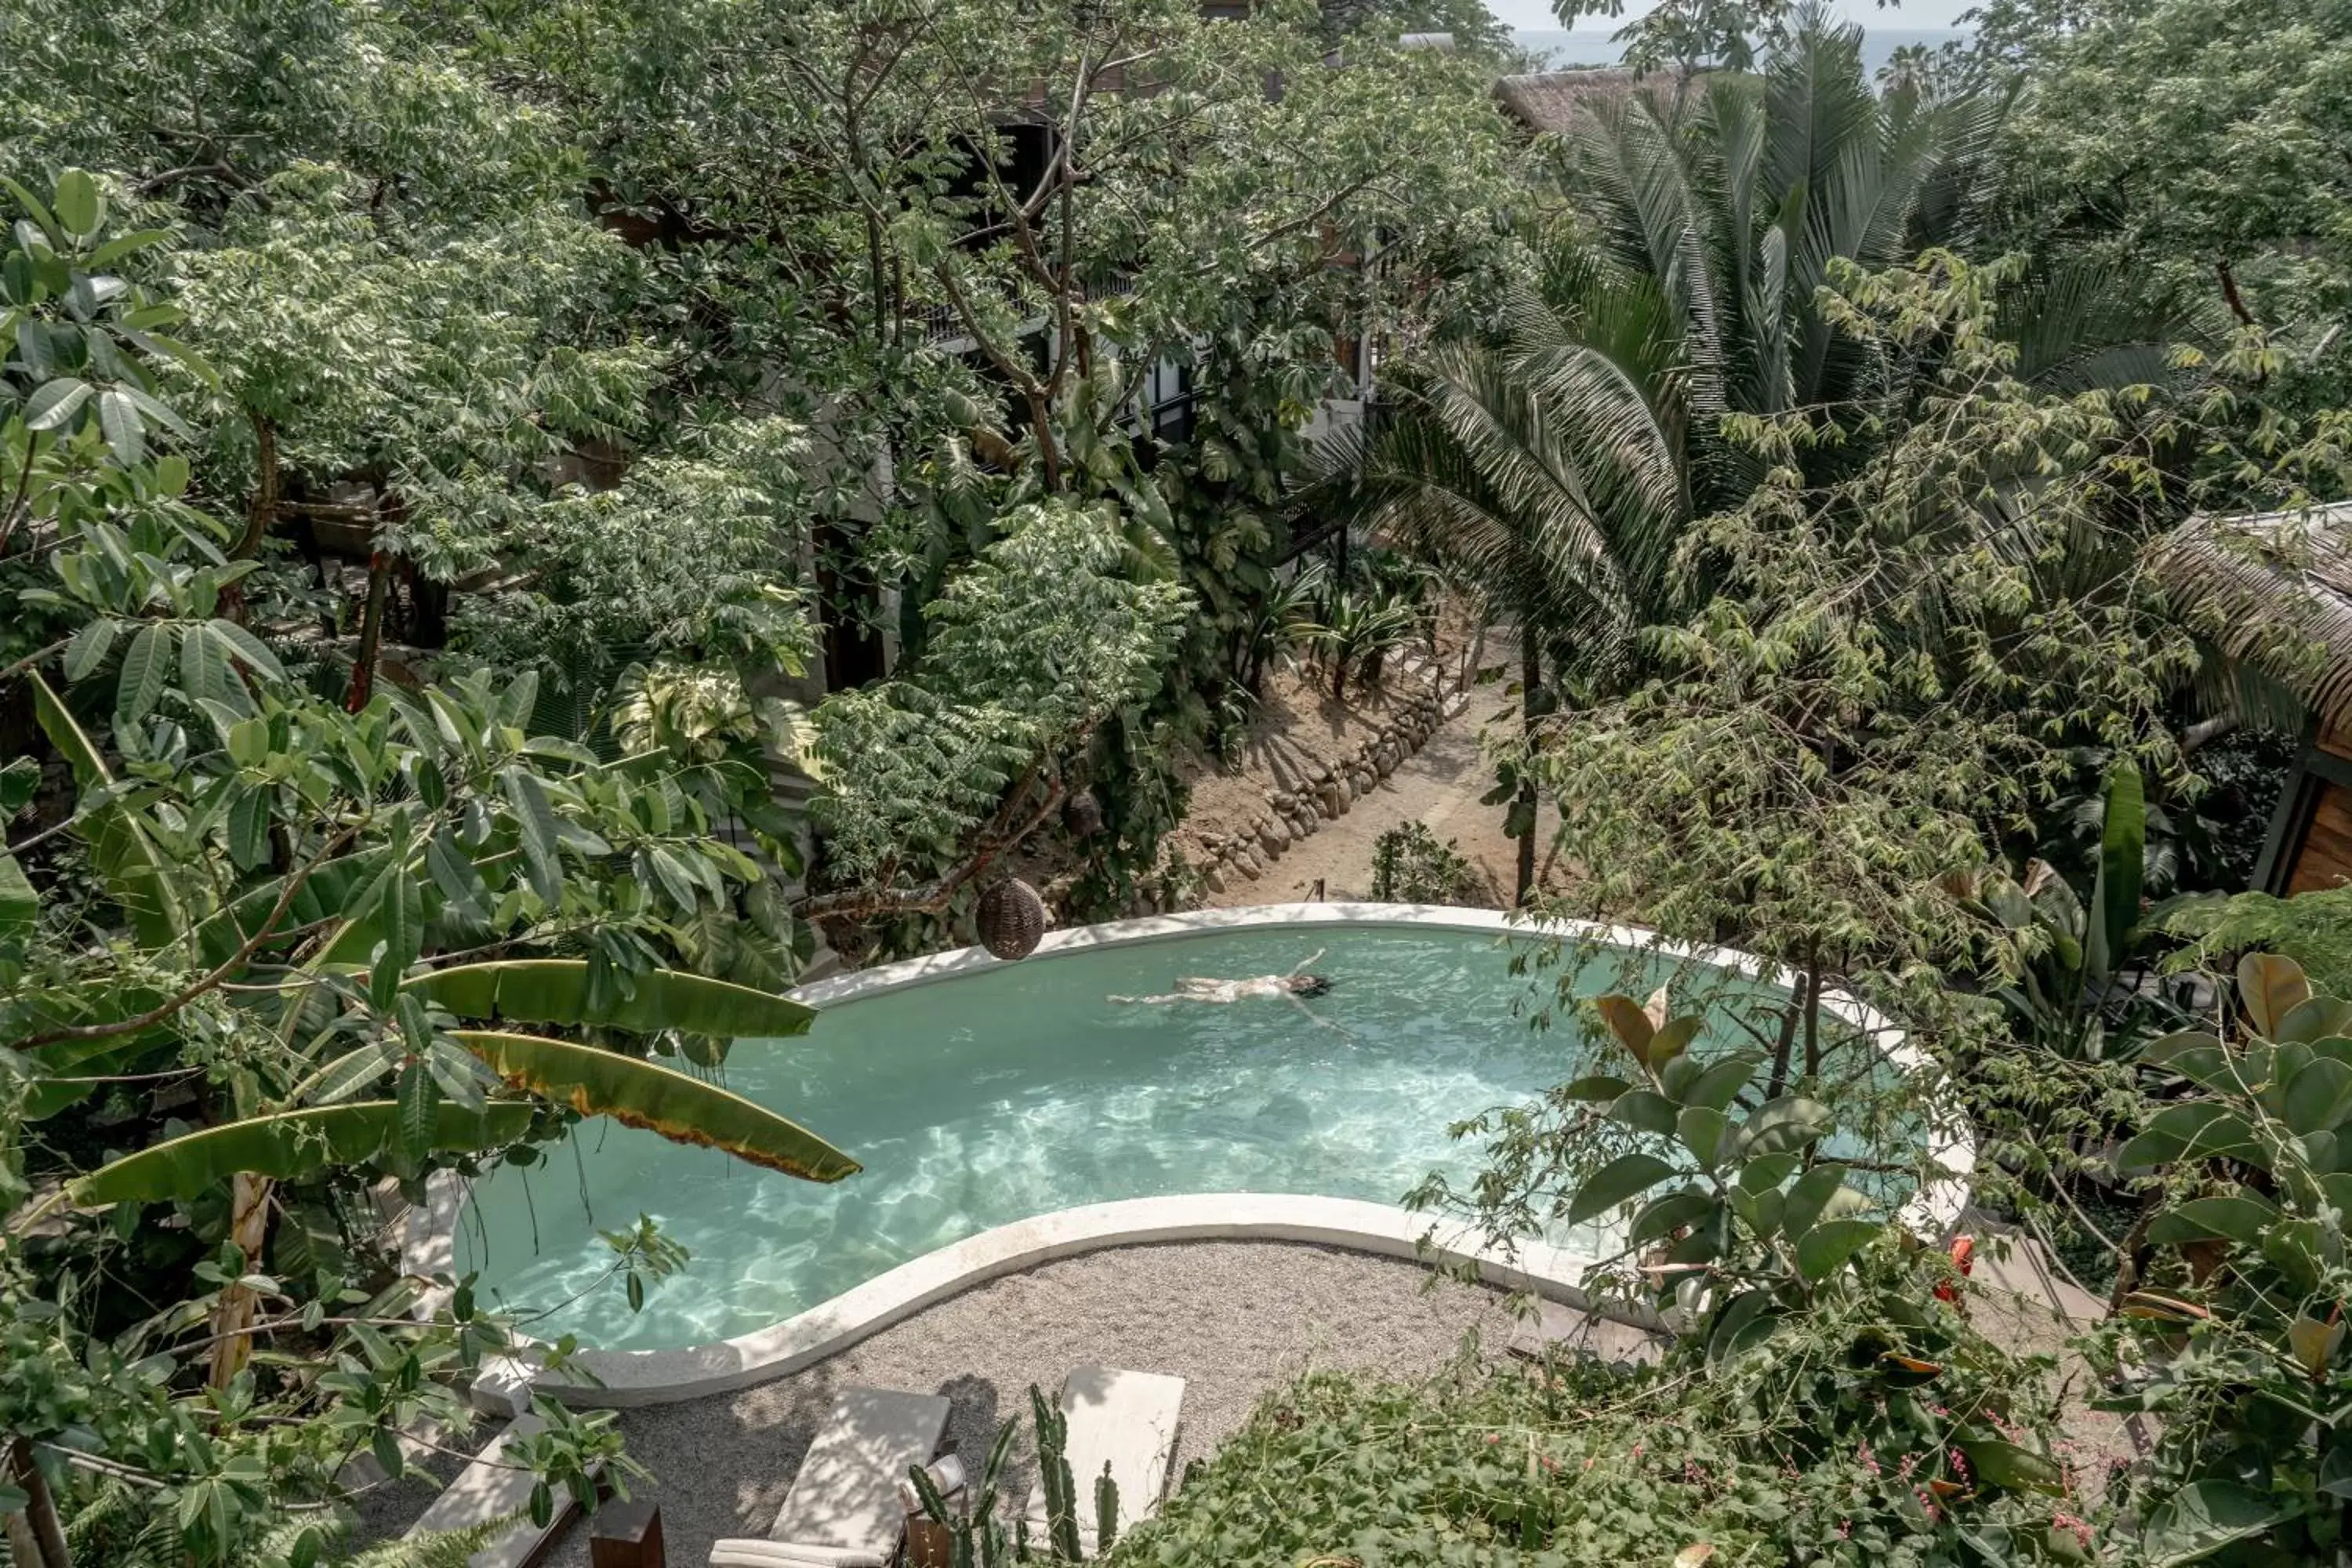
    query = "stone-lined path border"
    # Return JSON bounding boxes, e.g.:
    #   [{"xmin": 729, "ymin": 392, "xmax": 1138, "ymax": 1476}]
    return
[
  {"xmin": 412, "ymin": 903, "xmax": 1975, "ymax": 1408},
  {"xmin": 1188, "ymin": 659, "xmax": 1465, "ymax": 898}
]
